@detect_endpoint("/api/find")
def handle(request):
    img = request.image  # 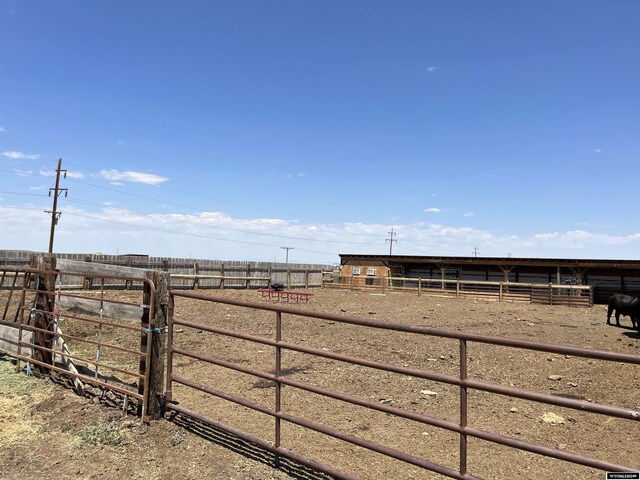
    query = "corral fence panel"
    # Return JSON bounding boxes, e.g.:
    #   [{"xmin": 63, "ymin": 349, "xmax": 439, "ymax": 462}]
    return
[
  {"xmin": 0, "ymin": 258, "xmax": 167, "ymax": 421},
  {"xmin": 164, "ymin": 291, "xmax": 639, "ymax": 479},
  {"xmin": 326, "ymin": 275, "xmax": 593, "ymax": 307}
]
